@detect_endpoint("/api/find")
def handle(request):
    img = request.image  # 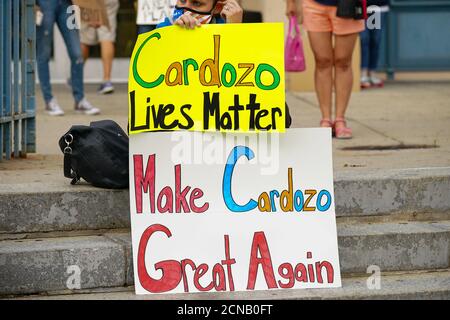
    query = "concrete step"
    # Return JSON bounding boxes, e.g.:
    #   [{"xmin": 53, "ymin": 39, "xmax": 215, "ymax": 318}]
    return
[
  {"xmin": 7, "ymin": 269, "xmax": 450, "ymax": 300},
  {"xmin": 1, "ymin": 220, "xmax": 449, "ymax": 296},
  {"xmin": 1, "ymin": 167, "xmax": 449, "ymax": 234}
]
